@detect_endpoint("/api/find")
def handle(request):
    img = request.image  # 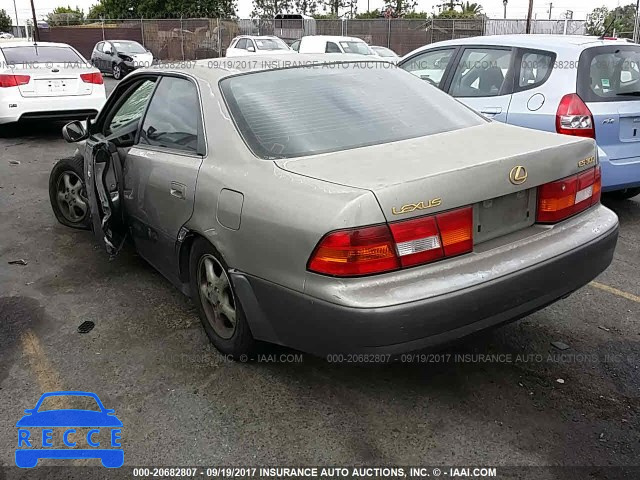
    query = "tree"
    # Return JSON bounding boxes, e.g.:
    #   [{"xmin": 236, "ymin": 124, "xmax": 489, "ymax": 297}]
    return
[
  {"xmin": 47, "ymin": 6, "xmax": 85, "ymax": 26},
  {"xmin": 382, "ymin": 0, "xmax": 418, "ymax": 17},
  {"xmin": 586, "ymin": 6, "xmax": 609, "ymax": 35},
  {"xmin": 461, "ymin": 2, "xmax": 482, "ymax": 15},
  {"xmin": 85, "ymin": 0, "xmax": 236, "ymax": 19},
  {"xmin": 586, "ymin": 4, "xmax": 638, "ymax": 37},
  {"xmin": 293, "ymin": 0, "xmax": 322, "ymax": 15},
  {"xmin": 0, "ymin": 8, "xmax": 12, "ymax": 32},
  {"xmin": 251, "ymin": 0, "xmax": 291, "ymax": 17}
]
